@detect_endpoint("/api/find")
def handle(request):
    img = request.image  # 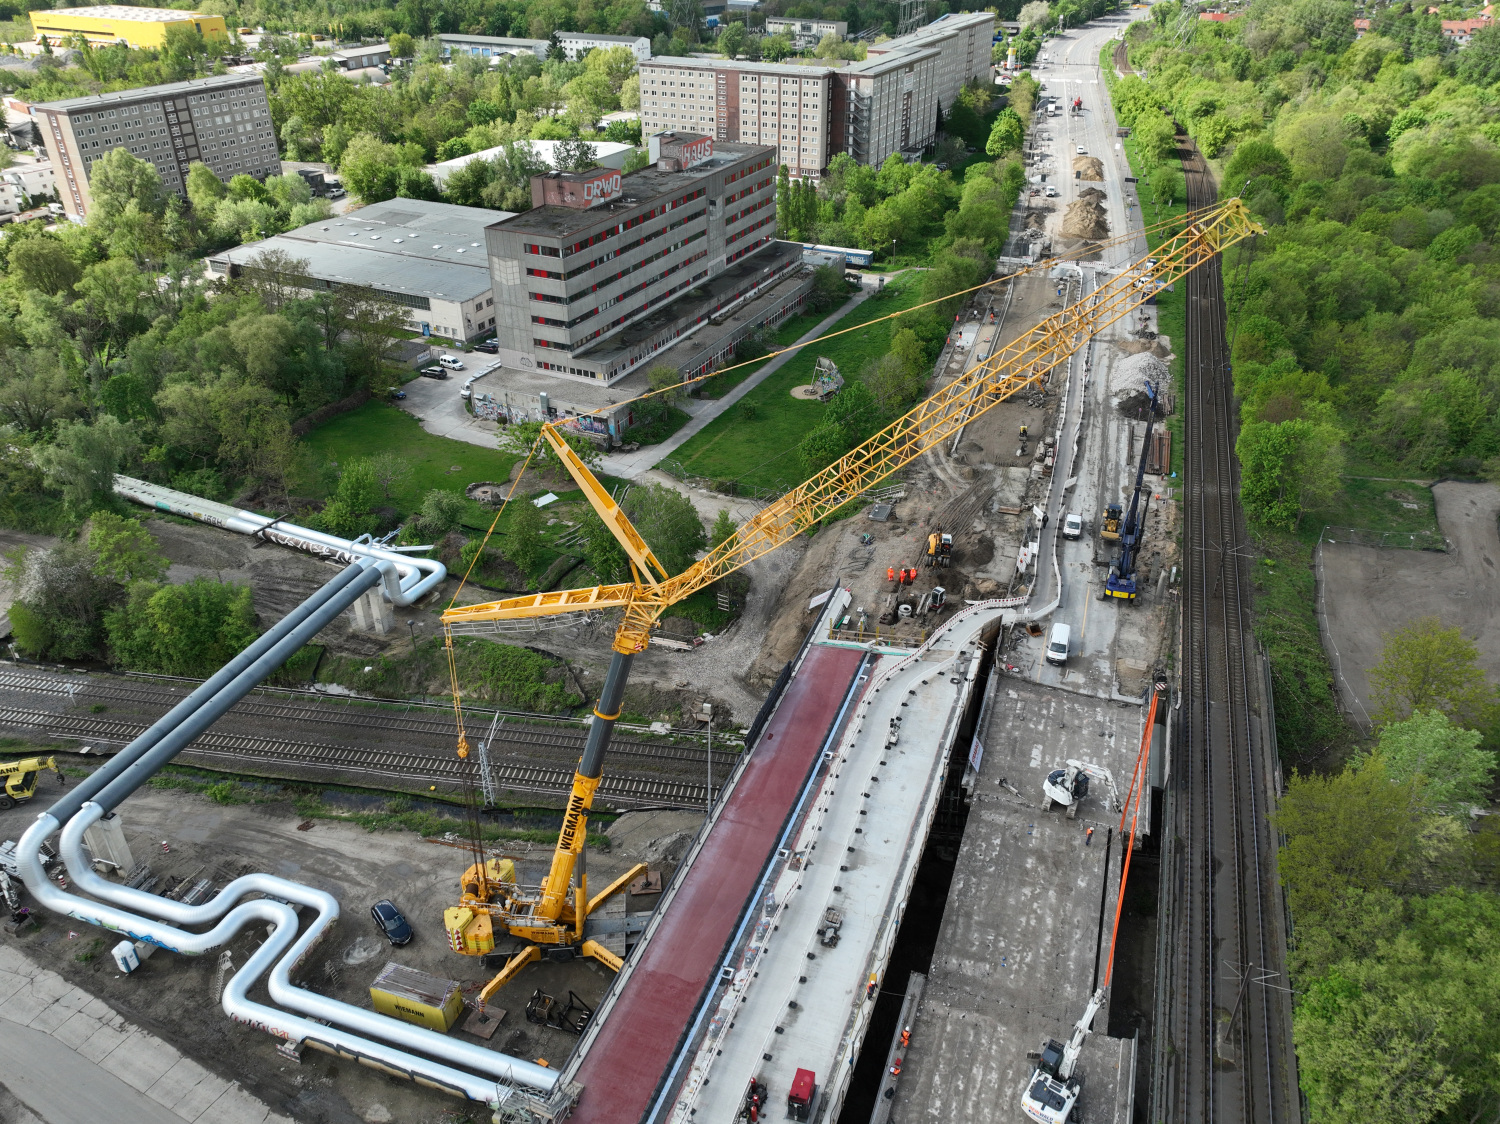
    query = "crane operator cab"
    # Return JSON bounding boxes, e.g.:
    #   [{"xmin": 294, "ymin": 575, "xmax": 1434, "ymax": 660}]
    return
[{"xmin": 1022, "ymin": 1045, "xmax": 1079, "ymax": 1123}]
